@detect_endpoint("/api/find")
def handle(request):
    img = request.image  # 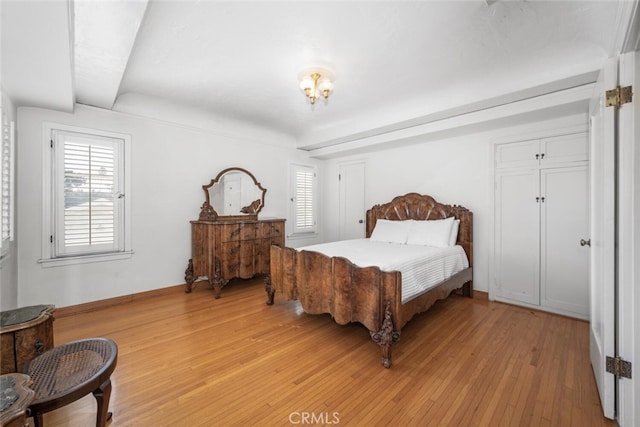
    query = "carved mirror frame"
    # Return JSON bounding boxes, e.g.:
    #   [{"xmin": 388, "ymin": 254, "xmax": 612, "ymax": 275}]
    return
[{"xmin": 199, "ymin": 167, "xmax": 266, "ymax": 221}]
